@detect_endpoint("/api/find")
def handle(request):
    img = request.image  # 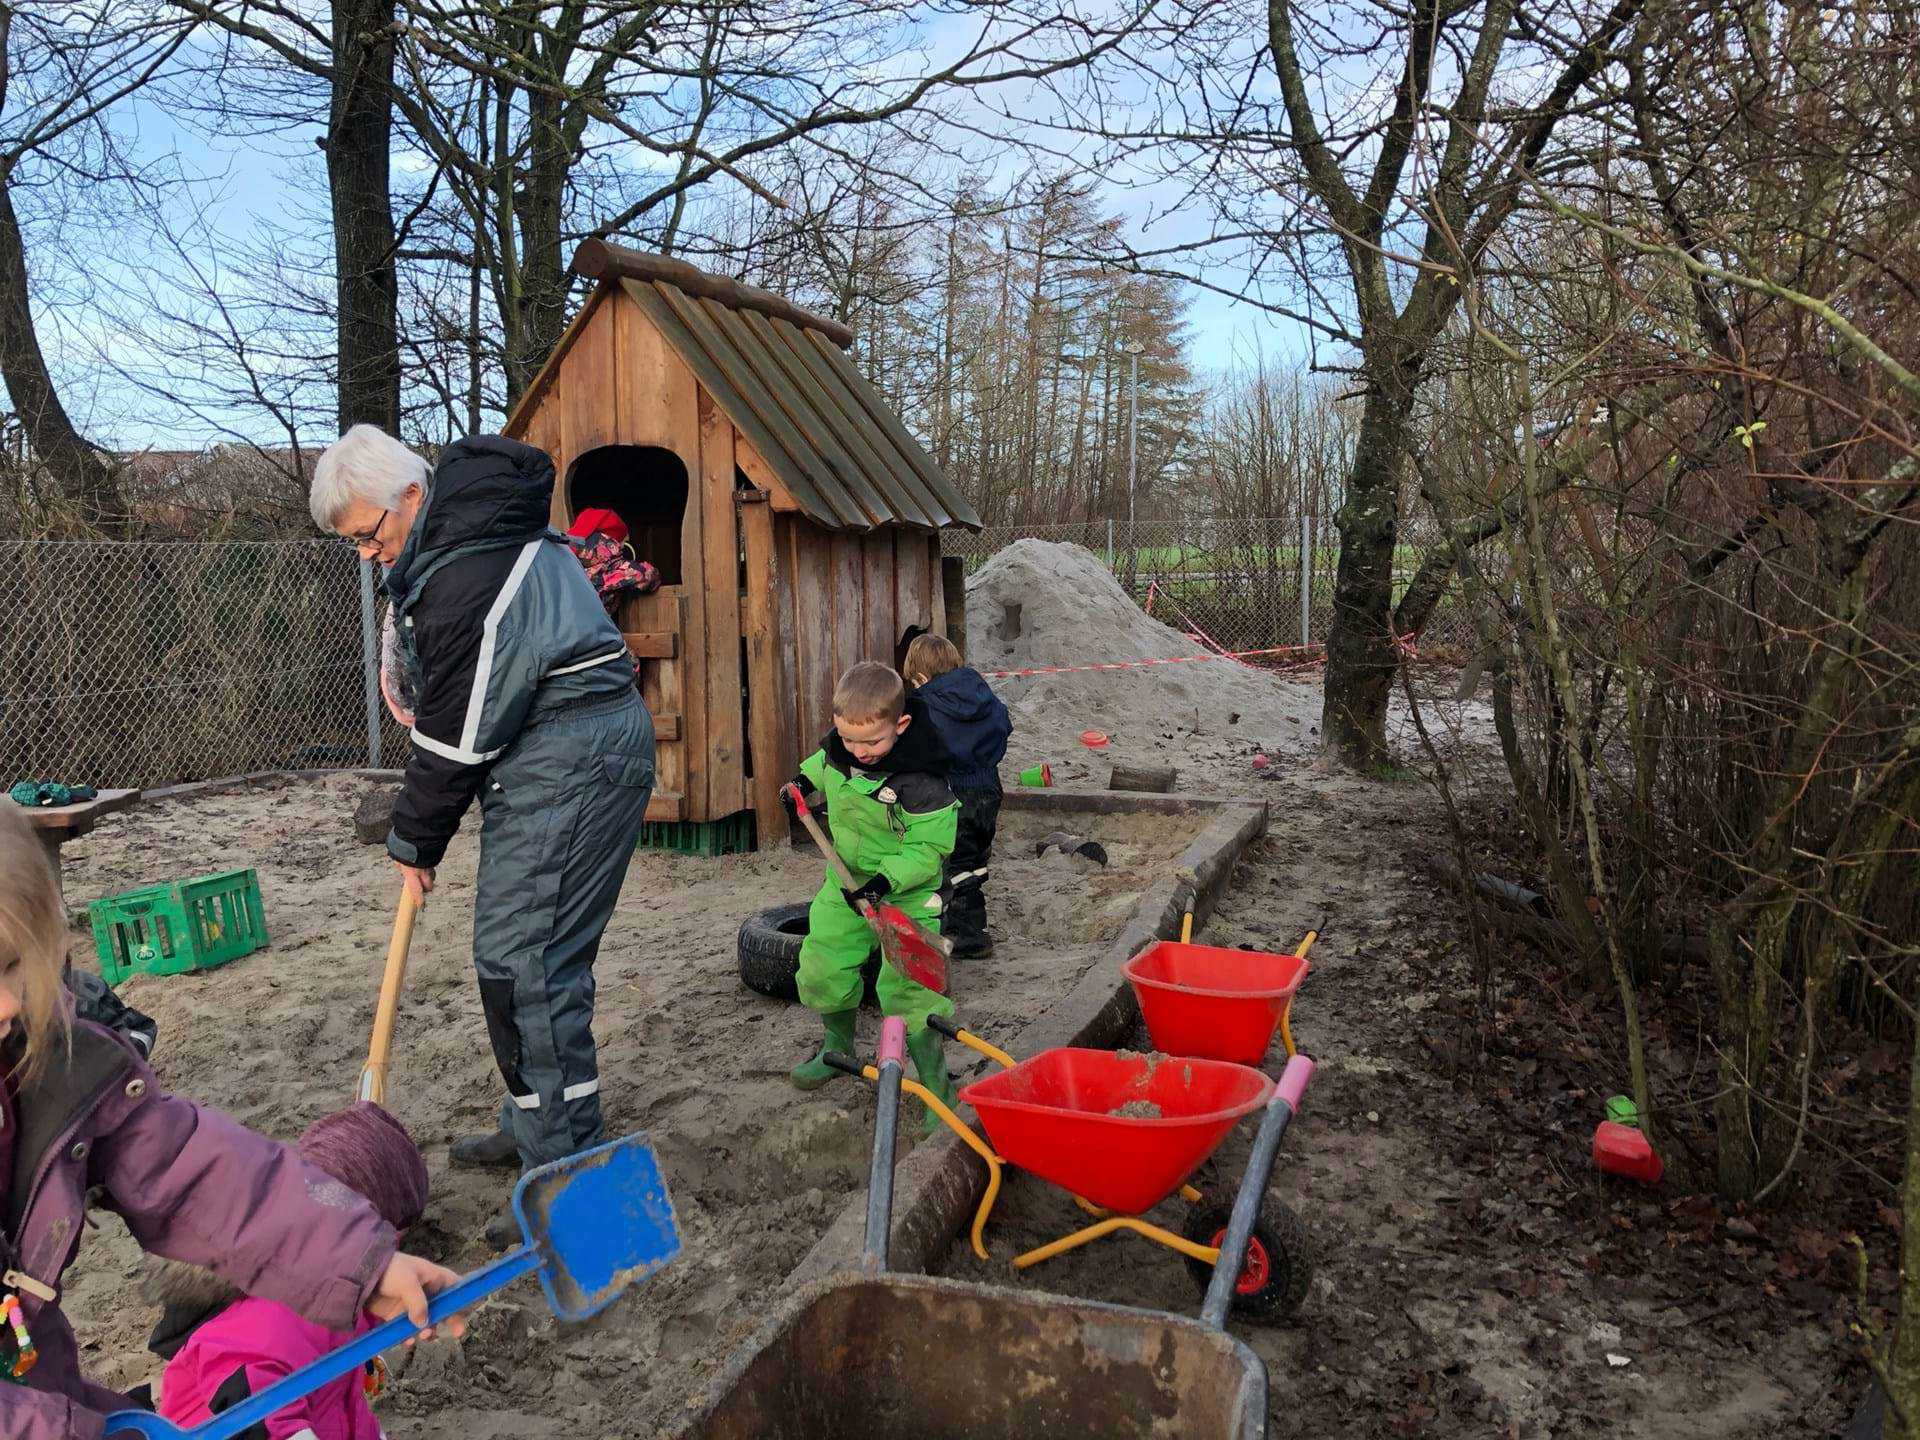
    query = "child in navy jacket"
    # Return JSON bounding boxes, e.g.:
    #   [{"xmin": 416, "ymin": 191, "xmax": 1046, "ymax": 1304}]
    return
[{"xmin": 904, "ymin": 633, "xmax": 1012, "ymax": 958}]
